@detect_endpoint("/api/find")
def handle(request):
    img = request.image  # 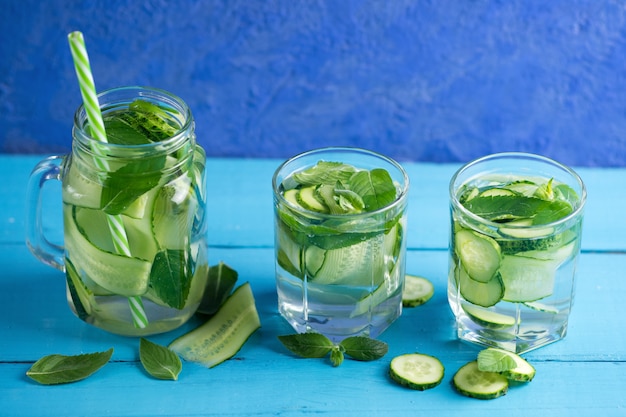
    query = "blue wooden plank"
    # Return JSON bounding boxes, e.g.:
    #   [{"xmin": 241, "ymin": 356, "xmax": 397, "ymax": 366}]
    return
[{"xmin": 3, "ymin": 360, "xmax": 625, "ymax": 417}]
